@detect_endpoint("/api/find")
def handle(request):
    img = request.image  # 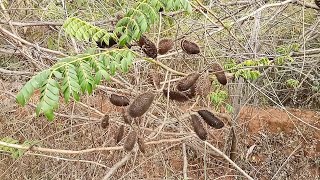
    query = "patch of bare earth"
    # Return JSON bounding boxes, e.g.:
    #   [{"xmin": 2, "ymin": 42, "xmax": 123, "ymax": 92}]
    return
[{"xmin": 238, "ymin": 106, "xmax": 320, "ymax": 179}]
